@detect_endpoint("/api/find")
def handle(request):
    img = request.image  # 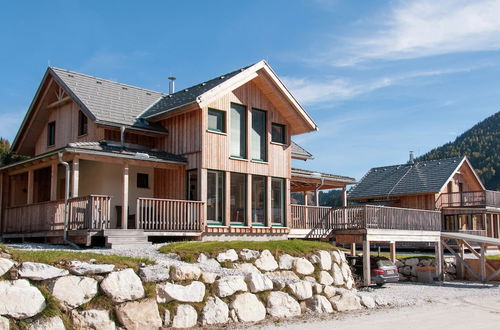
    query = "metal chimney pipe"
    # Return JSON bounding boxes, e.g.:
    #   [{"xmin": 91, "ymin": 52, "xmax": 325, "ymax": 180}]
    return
[
  {"xmin": 168, "ymin": 76, "xmax": 176, "ymax": 94},
  {"xmin": 409, "ymin": 151, "xmax": 415, "ymax": 164}
]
